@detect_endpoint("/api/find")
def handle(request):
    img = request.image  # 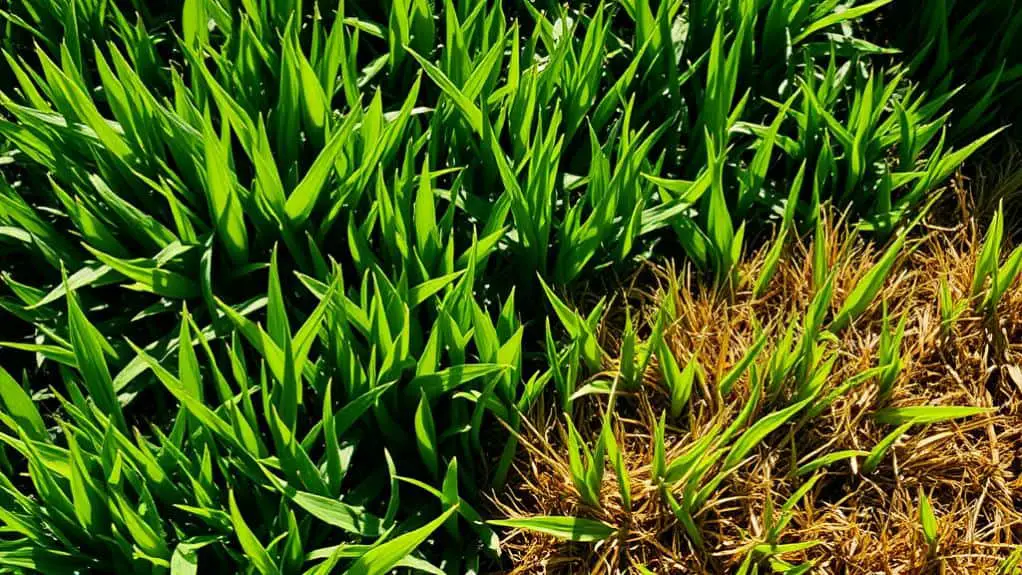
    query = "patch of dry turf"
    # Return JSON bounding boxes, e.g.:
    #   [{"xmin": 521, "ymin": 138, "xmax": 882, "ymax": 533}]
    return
[{"xmin": 491, "ymin": 204, "xmax": 1022, "ymax": 574}]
